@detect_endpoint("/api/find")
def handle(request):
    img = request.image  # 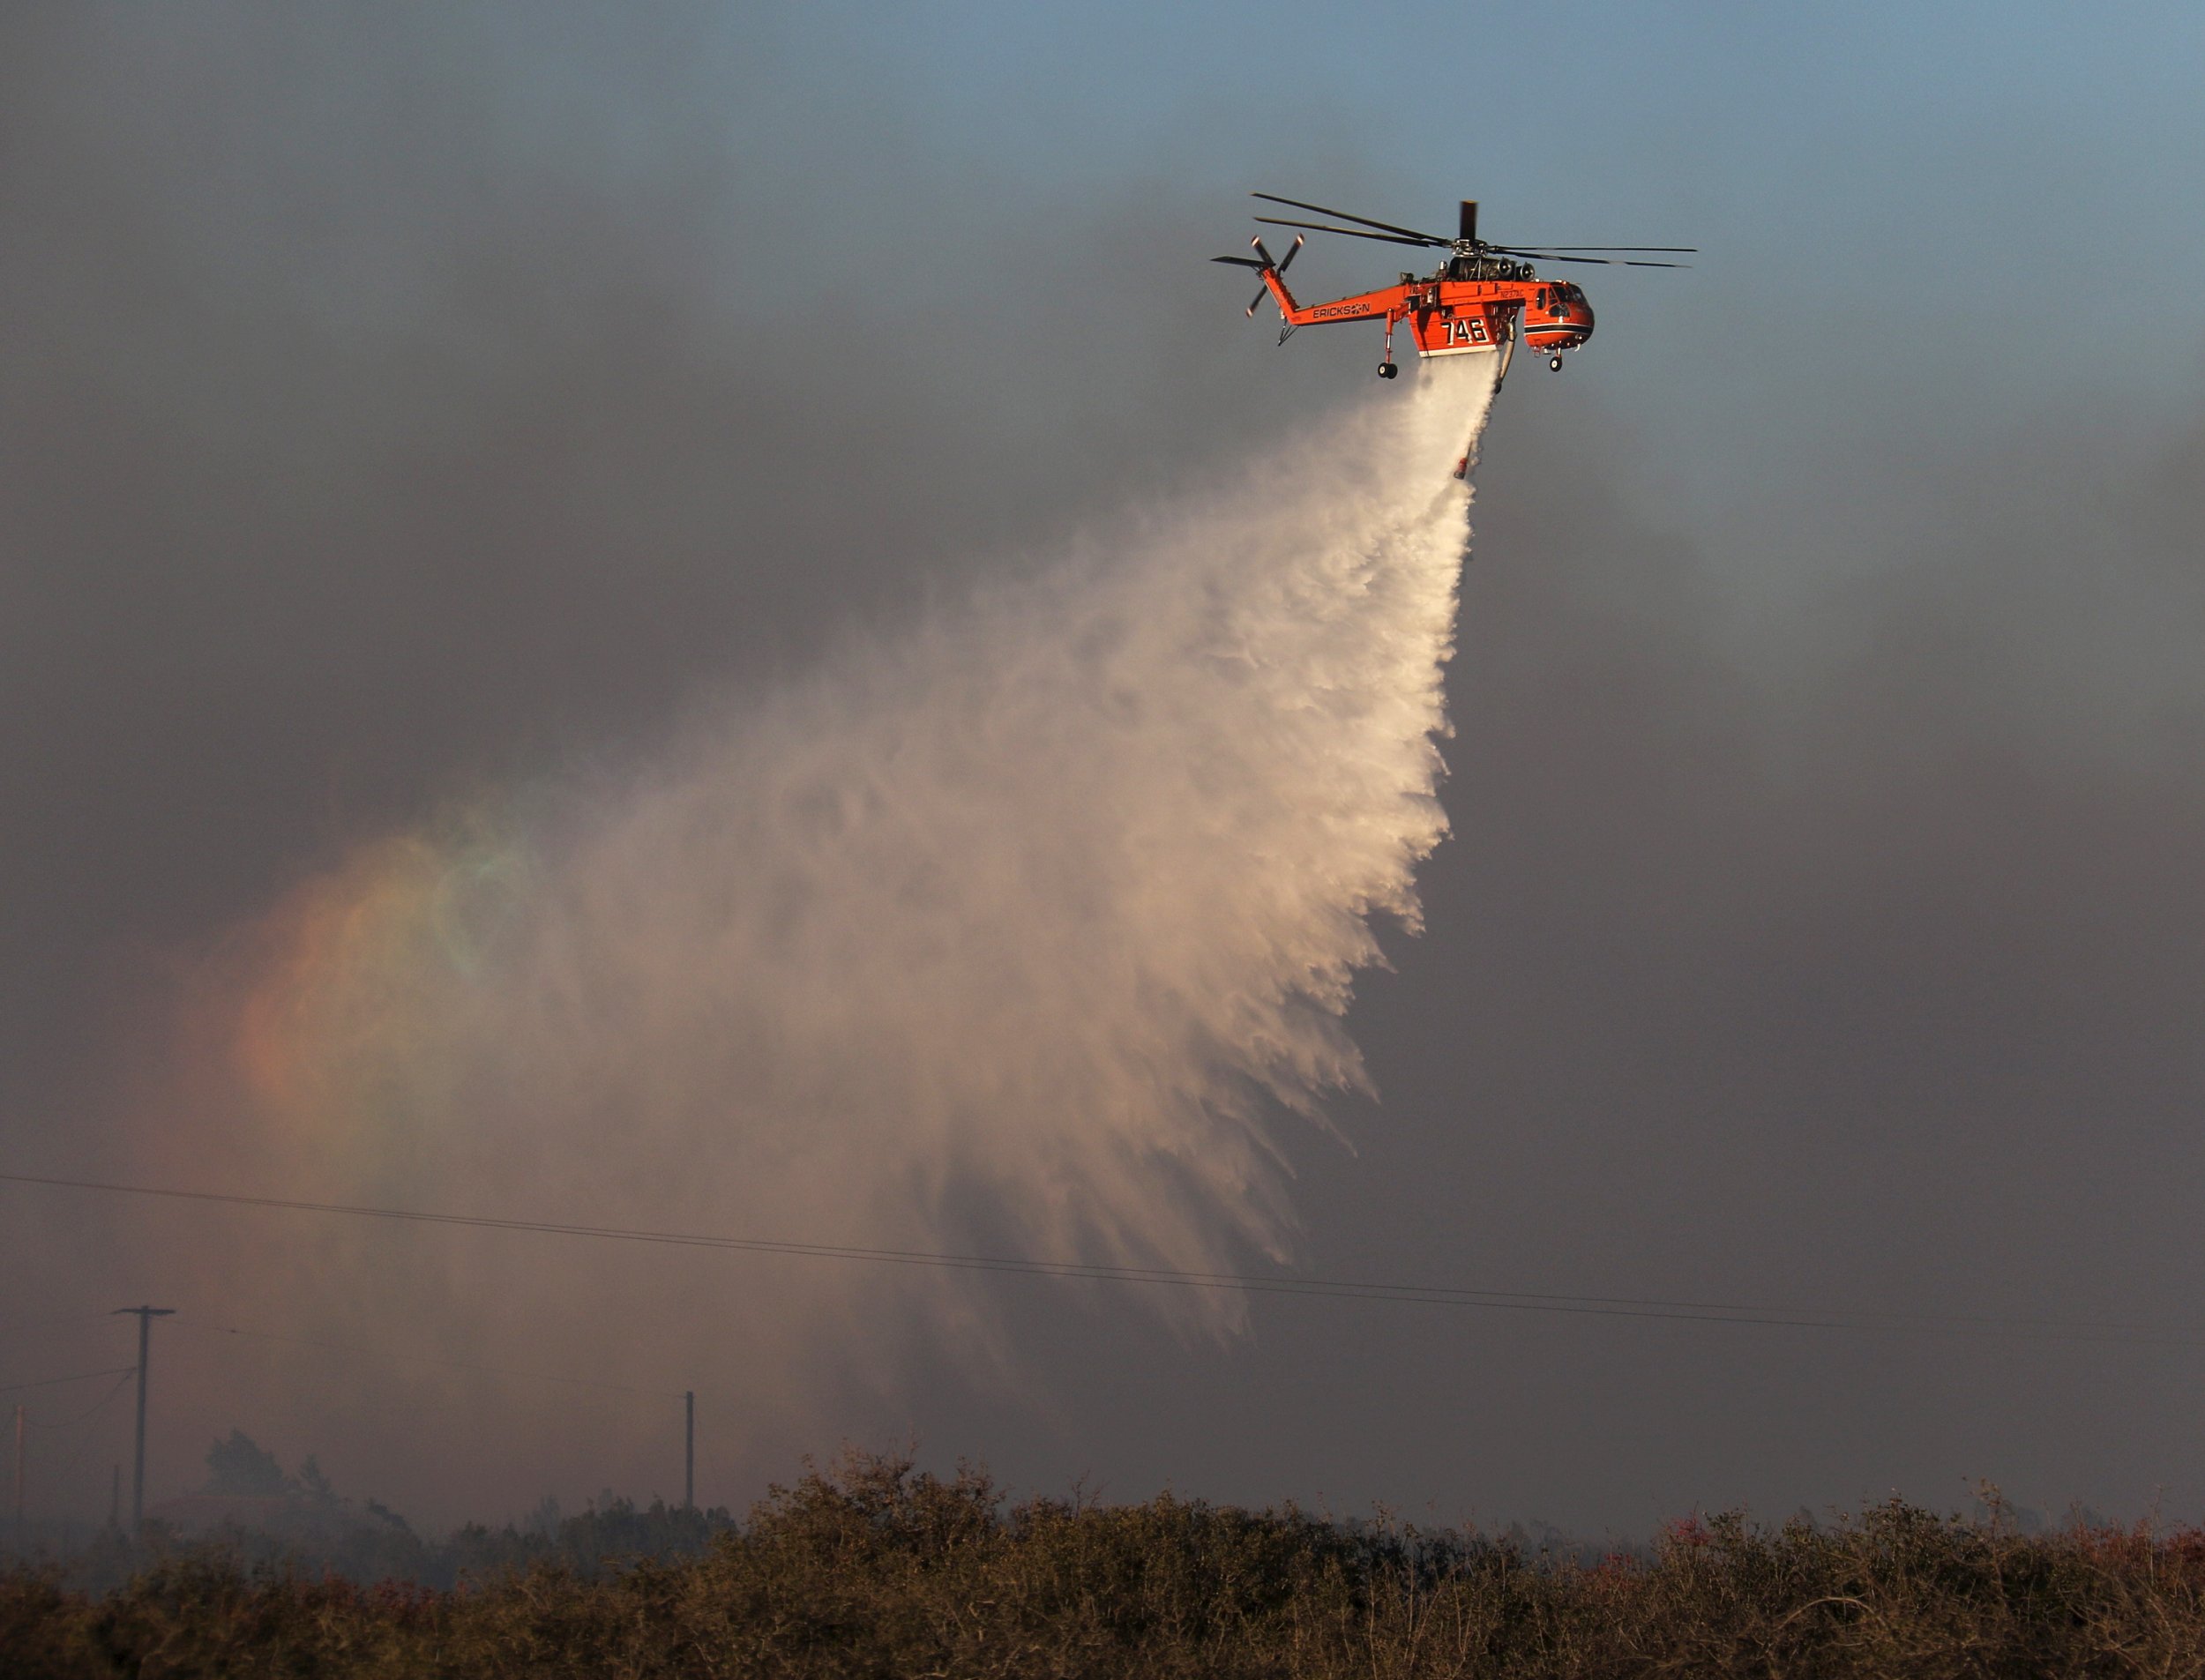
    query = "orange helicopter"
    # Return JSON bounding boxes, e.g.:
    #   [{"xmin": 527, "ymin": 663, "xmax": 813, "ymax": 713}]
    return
[{"xmin": 1215, "ymin": 193, "xmax": 1691, "ymax": 386}]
